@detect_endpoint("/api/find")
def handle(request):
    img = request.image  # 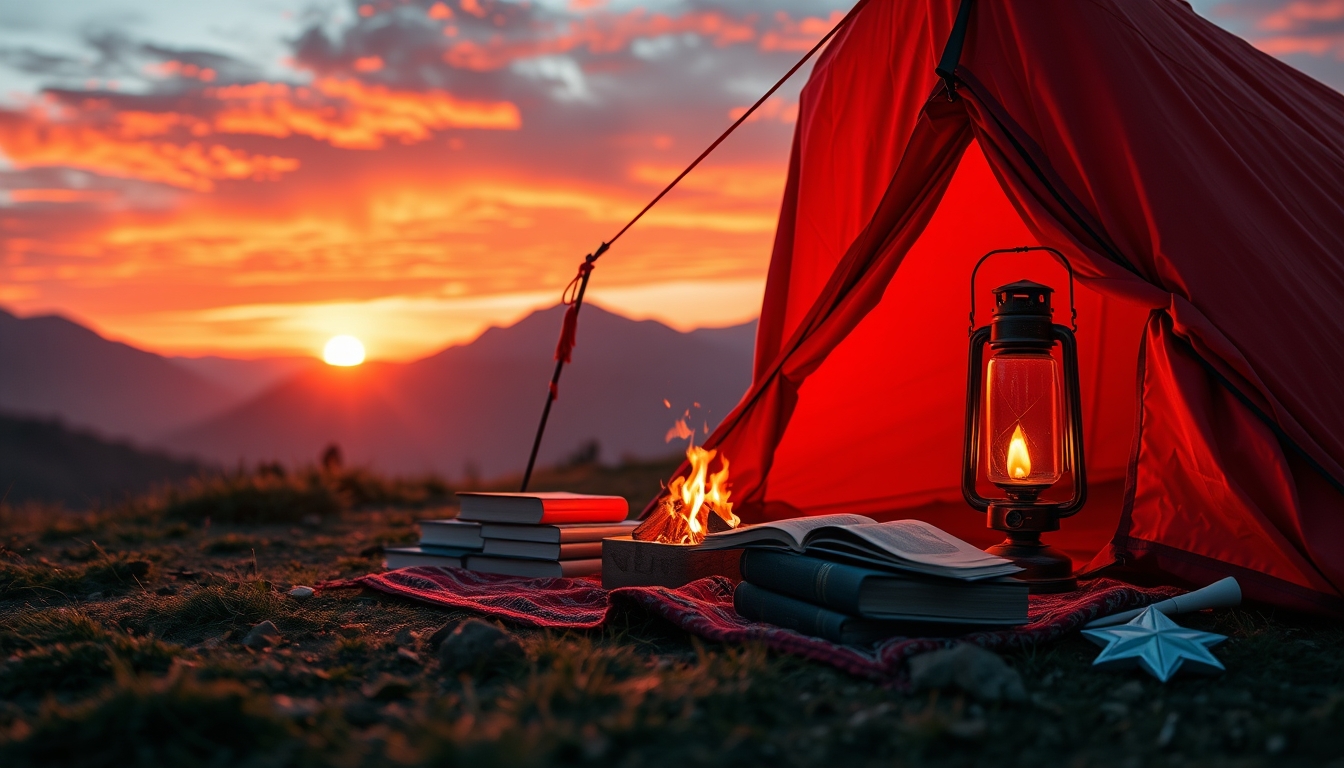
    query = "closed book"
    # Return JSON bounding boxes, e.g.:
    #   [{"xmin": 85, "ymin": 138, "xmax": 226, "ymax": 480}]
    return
[
  {"xmin": 480, "ymin": 520, "xmax": 639, "ymax": 543},
  {"xmin": 385, "ymin": 545, "xmax": 473, "ymax": 570},
  {"xmin": 457, "ymin": 492, "xmax": 628, "ymax": 524},
  {"xmin": 733, "ymin": 582, "xmax": 907, "ymax": 645},
  {"xmin": 482, "ymin": 539, "xmax": 604, "ymax": 560},
  {"xmin": 465, "ymin": 555, "xmax": 602, "ymax": 578},
  {"xmin": 740, "ymin": 550, "xmax": 1027, "ymax": 625},
  {"xmin": 418, "ymin": 519, "xmax": 484, "ymax": 550}
]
